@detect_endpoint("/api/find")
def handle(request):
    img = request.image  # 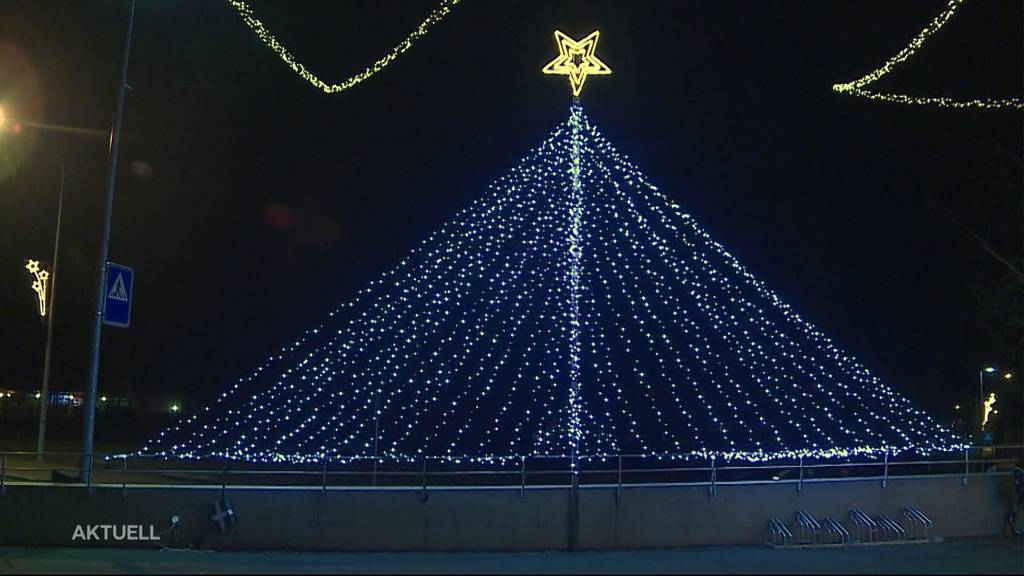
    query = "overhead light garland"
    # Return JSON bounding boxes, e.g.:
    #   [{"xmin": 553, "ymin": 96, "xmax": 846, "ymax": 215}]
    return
[
  {"xmin": 25, "ymin": 259, "xmax": 49, "ymax": 318},
  {"xmin": 832, "ymin": 0, "xmax": 1024, "ymax": 110},
  {"xmin": 227, "ymin": 0, "xmax": 462, "ymax": 94}
]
